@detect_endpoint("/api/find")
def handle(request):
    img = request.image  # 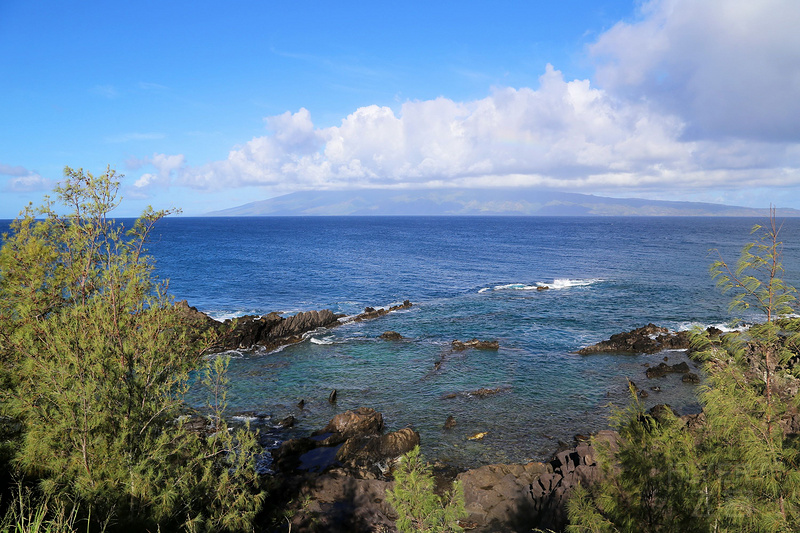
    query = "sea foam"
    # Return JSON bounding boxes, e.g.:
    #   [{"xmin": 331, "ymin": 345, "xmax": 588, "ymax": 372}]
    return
[{"xmin": 479, "ymin": 278, "xmax": 603, "ymax": 293}]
